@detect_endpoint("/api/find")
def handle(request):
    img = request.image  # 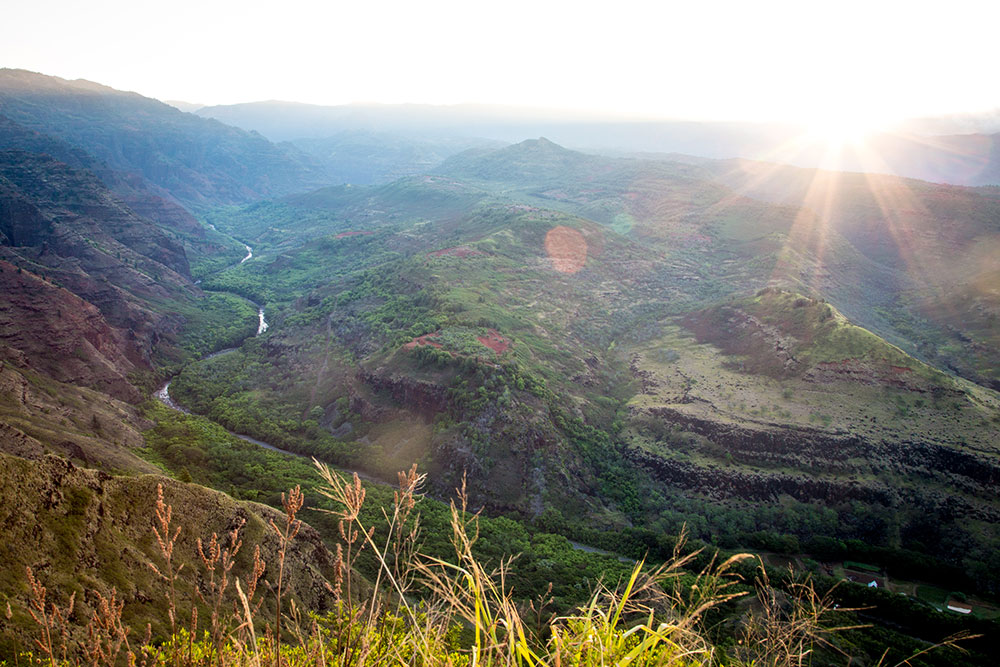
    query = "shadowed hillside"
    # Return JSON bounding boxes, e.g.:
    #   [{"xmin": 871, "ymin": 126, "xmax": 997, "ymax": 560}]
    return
[{"xmin": 0, "ymin": 69, "xmax": 330, "ymax": 207}]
